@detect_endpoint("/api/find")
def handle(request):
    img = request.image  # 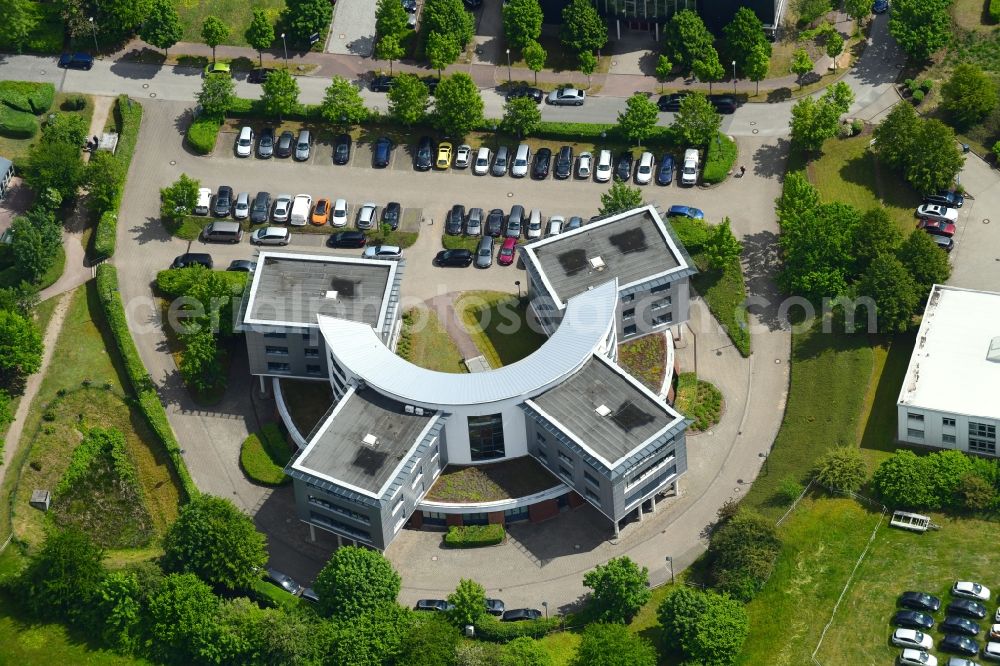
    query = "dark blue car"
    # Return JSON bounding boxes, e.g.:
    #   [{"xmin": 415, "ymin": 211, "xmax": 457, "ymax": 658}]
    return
[
  {"xmin": 58, "ymin": 52, "xmax": 94, "ymax": 70},
  {"xmin": 373, "ymin": 137, "xmax": 393, "ymax": 168},
  {"xmin": 656, "ymin": 154, "xmax": 674, "ymax": 186},
  {"xmin": 872, "ymin": 0, "xmax": 889, "ymax": 12},
  {"xmin": 666, "ymin": 204, "xmax": 705, "ymax": 220}
]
